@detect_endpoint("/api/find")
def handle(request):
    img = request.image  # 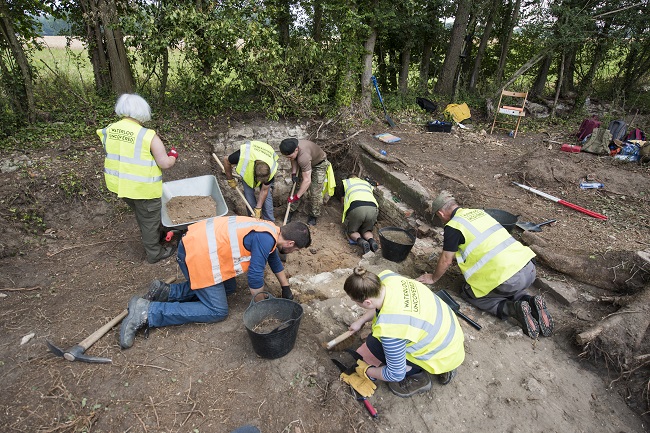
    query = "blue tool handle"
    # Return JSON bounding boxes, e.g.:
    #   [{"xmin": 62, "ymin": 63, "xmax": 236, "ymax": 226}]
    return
[{"xmin": 371, "ymin": 75, "xmax": 384, "ymax": 104}]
